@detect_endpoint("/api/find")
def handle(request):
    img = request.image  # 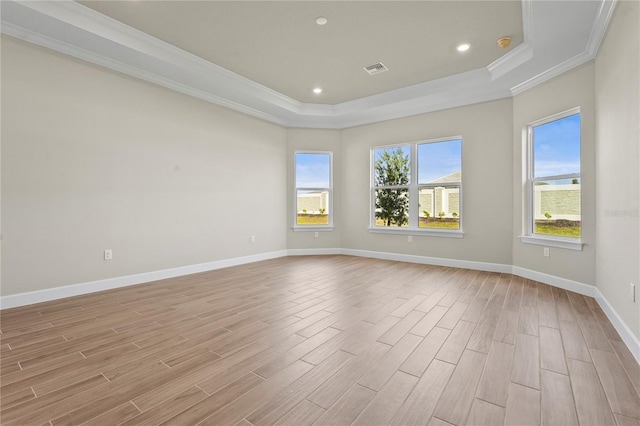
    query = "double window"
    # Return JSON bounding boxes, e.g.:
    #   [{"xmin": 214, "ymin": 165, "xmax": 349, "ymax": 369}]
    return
[
  {"xmin": 371, "ymin": 138, "xmax": 462, "ymax": 235},
  {"xmin": 294, "ymin": 152, "xmax": 333, "ymax": 229},
  {"xmin": 524, "ymin": 108, "xmax": 581, "ymax": 247}
]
